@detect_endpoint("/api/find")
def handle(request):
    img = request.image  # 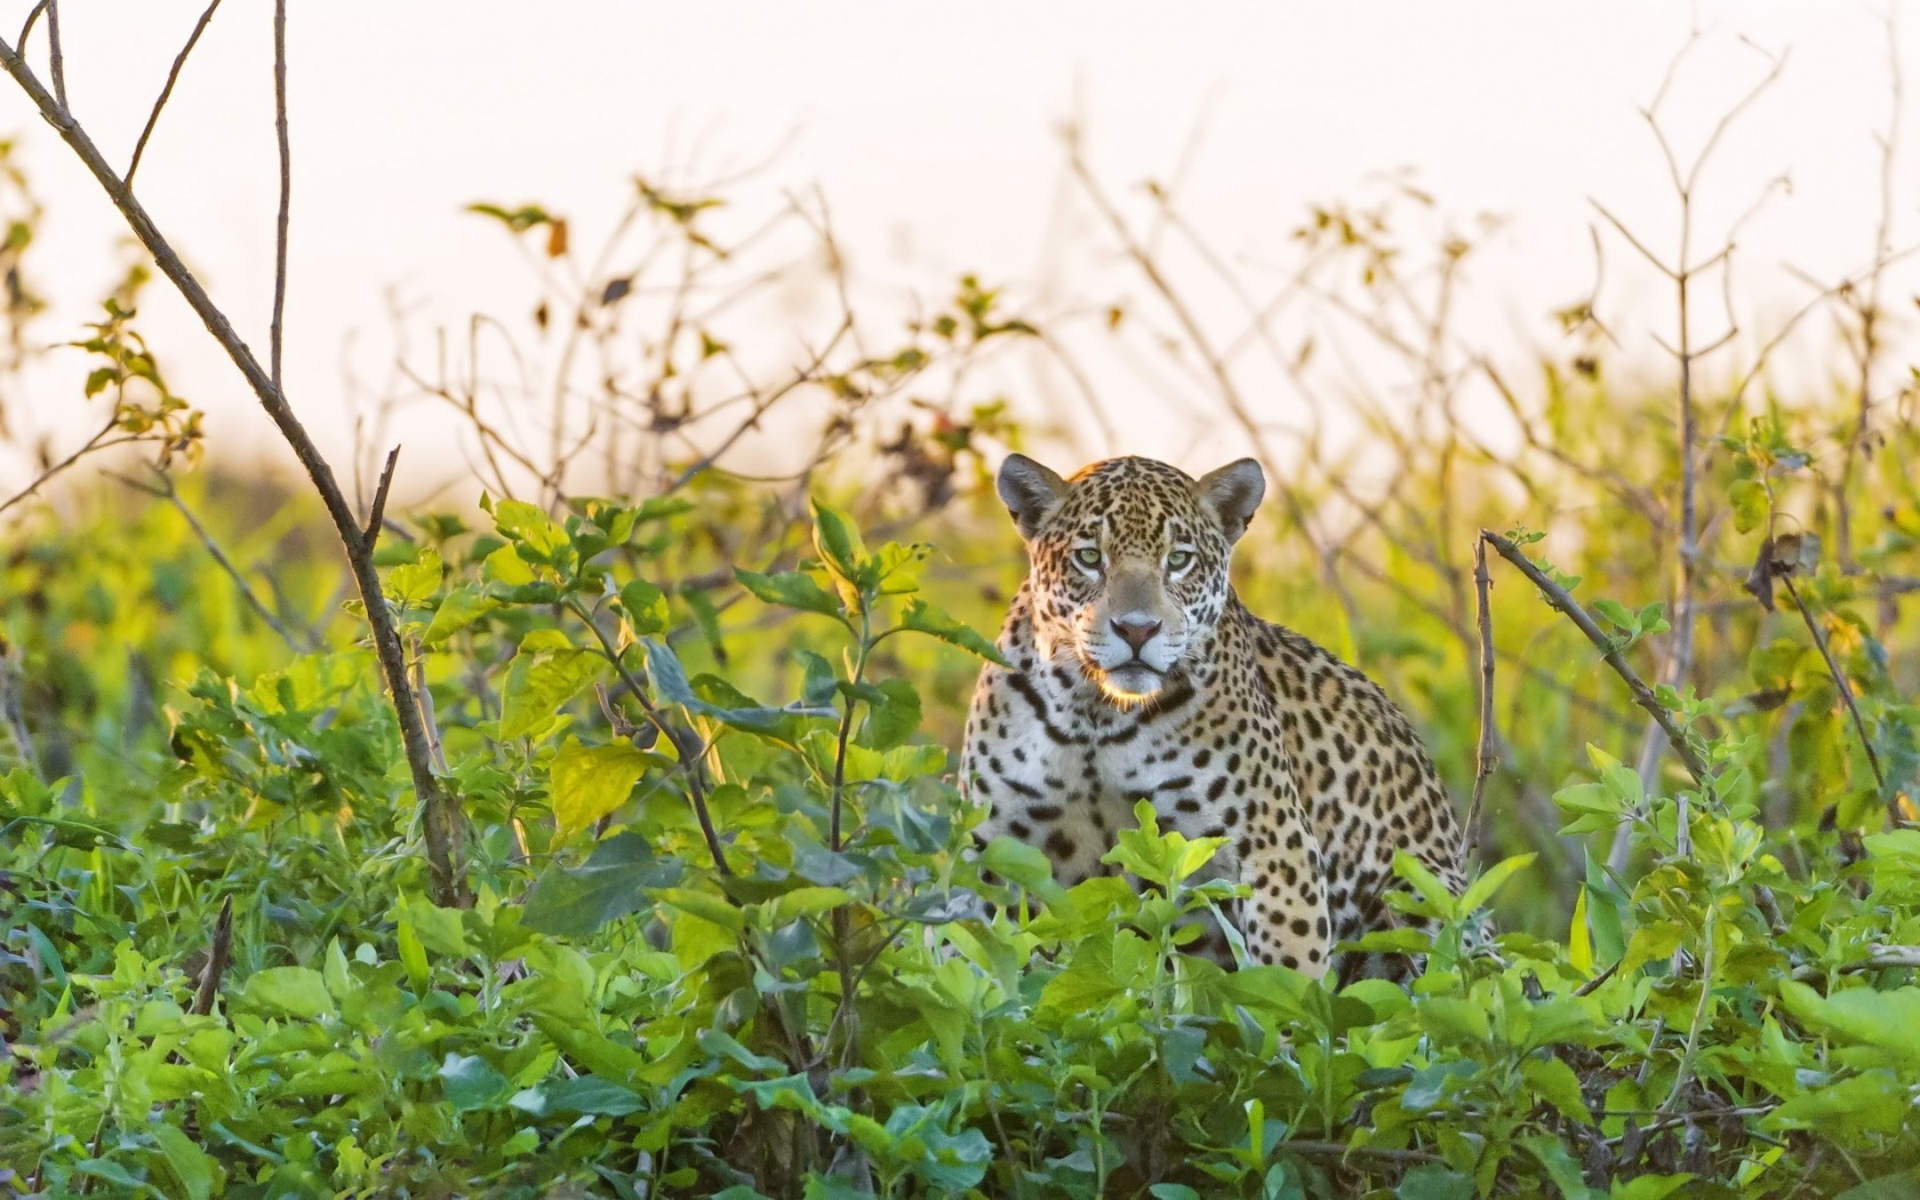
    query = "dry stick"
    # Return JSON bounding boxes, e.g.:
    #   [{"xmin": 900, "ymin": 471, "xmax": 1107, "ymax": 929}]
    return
[
  {"xmin": 269, "ymin": 0, "xmax": 289, "ymax": 390},
  {"xmin": 1780, "ymin": 574, "xmax": 1898, "ymax": 826},
  {"xmin": 41, "ymin": 0, "xmax": 62, "ymax": 110},
  {"xmin": 190, "ymin": 895, "xmax": 233, "ymax": 1016},
  {"xmin": 0, "ymin": 33, "xmax": 469, "ymax": 908},
  {"xmin": 1466, "ymin": 535, "xmax": 1496, "ymax": 868},
  {"xmin": 1481, "ymin": 530, "xmax": 1711, "ymax": 789},
  {"xmin": 1594, "ymin": 51, "xmax": 1785, "ymax": 872},
  {"xmin": 124, "ymin": 0, "xmax": 224, "ymax": 188},
  {"xmin": 364, "ymin": 445, "xmax": 400, "ymax": 544},
  {"xmin": 16, "ymin": 2, "xmax": 45, "ymax": 54}
]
